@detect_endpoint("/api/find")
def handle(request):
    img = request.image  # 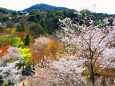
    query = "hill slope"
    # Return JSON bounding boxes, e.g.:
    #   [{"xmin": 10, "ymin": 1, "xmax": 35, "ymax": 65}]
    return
[
  {"xmin": 23, "ymin": 3, "xmax": 67, "ymax": 12},
  {"xmin": 0, "ymin": 7, "xmax": 14, "ymax": 14}
]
